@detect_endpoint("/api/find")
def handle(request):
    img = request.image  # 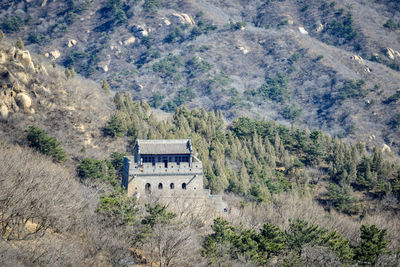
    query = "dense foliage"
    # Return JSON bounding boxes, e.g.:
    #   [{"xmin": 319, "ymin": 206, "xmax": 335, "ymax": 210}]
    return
[
  {"xmin": 202, "ymin": 217, "xmax": 388, "ymax": 266},
  {"xmin": 26, "ymin": 125, "xmax": 67, "ymax": 163},
  {"xmin": 104, "ymin": 96, "xmax": 400, "ymax": 215}
]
